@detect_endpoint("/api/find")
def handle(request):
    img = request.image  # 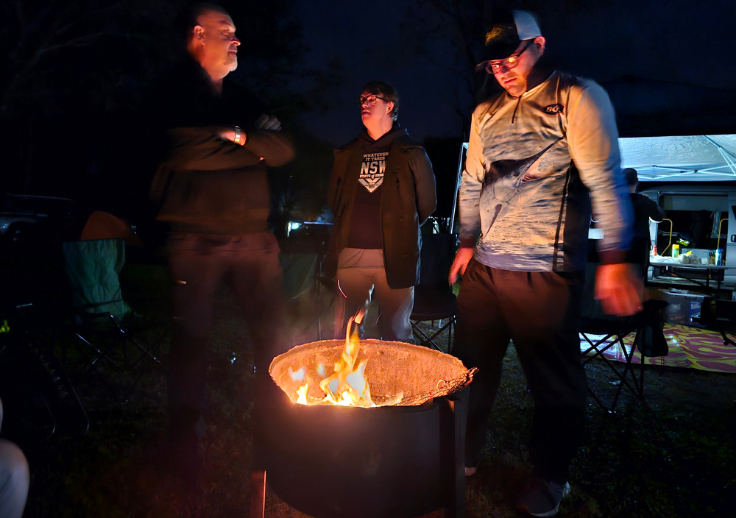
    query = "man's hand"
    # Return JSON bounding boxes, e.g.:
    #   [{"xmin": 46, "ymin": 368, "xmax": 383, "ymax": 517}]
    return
[
  {"xmin": 216, "ymin": 126, "xmax": 235, "ymax": 142},
  {"xmin": 215, "ymin": 113, "xmax": 281, "ymax": 143},
  {"xmin": 255, "ymin": 114, "xmax": 282, "ymax": 131},
  {"xmin": 595, "ymin": 263, "xmax": 645, "ymax": 317},
  {"xmin": 449, "ymin": 247, "xmax": 475, "ymax": 284}
]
